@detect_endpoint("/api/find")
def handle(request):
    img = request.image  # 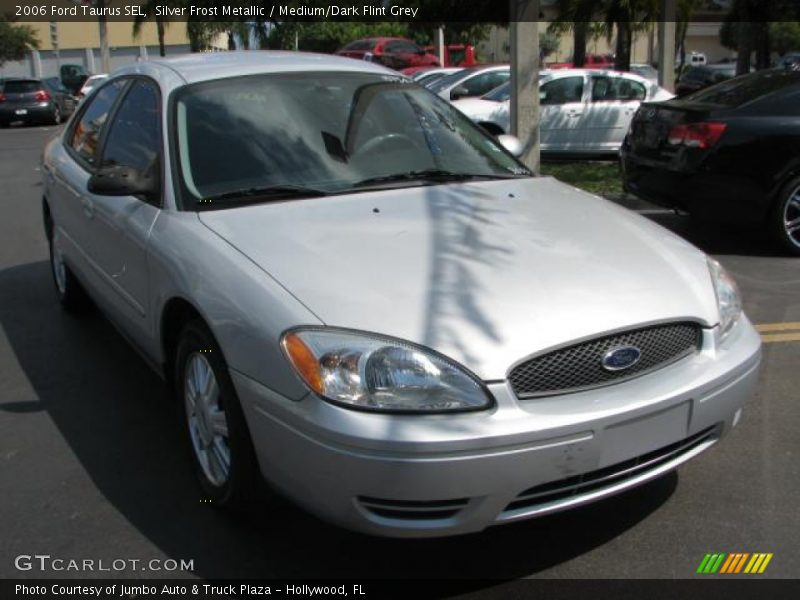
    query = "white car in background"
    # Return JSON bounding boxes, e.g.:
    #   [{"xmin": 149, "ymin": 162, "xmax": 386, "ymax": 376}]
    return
[
  {"xmin": 452, "ymin": 69, "xmax": 674, "ymax": 155},
  {"xmin": 77, "ymin": 74, "xmax": 108, "ymax": 101},
  {"xmin": 428, "ymin": 64, "xmax": 510, "ymax": 101},
  {"xmin": 411, "ymin": 67, "xmax": 464, "ymax": 87}
]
